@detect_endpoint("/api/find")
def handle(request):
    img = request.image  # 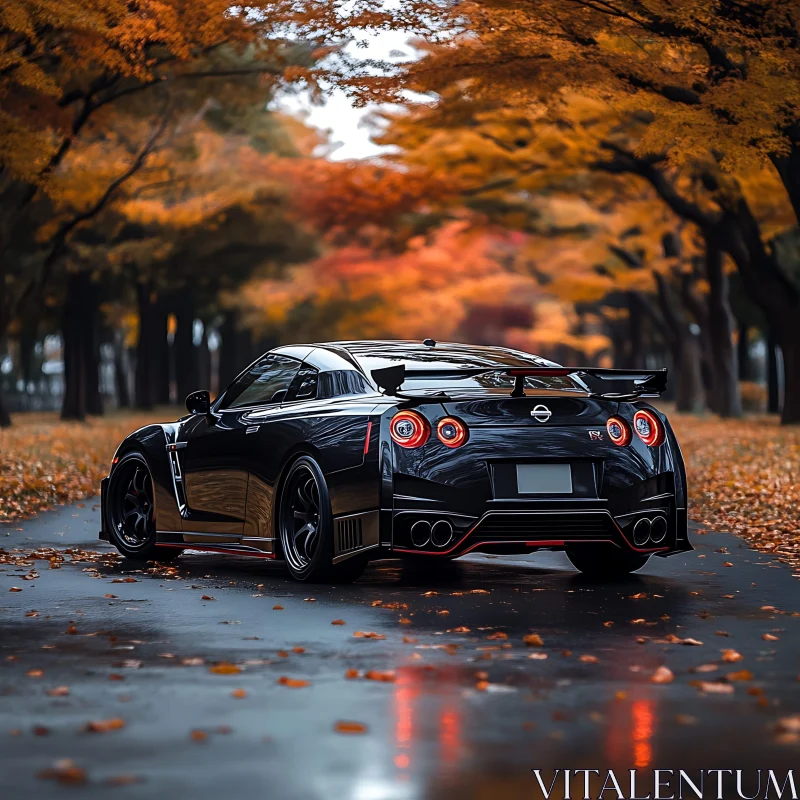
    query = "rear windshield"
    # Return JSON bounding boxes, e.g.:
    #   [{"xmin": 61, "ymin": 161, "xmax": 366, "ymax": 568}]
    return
[{"xmin": 402, "ymin": 373, "xmax": 587, "ymax": 393}]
